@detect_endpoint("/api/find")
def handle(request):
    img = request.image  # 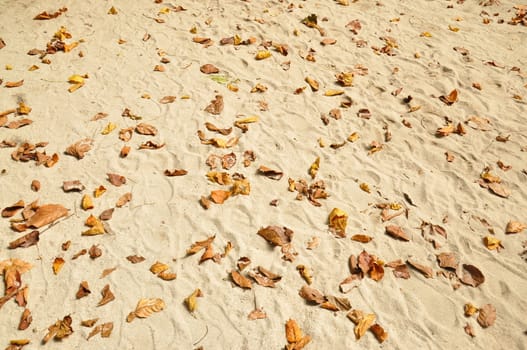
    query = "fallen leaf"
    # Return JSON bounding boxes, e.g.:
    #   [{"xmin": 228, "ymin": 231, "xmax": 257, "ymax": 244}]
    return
[
  {"xmin": 328, "ymin": 208, "xmax": 348, "ymax": 238},
  {"xmin": 298, "ymin": 285, "xmax": 325, "ymax": 304},
  {"xmin": 204, "ymin": 95, "xmax": 224, "ymax": 115},
  {"xmin": 231, "ymin": 270, "xmax": 252, "ymax": 289},
  {"xmin": 52, "ymin": 257, "xmax": 65, "ymax": 275},
  {"xmin": 306, "ymin": 236, "xmax": 320, "ymax": 250},
  {"xmin": 205, "ymin": 122, "xmax": 232, "ymax": 135},
  {"xmin": 116, "ymin": 192, "xmax": 132, "ymax": 207},
  {"xmin": 487, "ymin": 182, "xmax": 510, "ymax": 198},
  {"xmin": 97, "ymin": 284, "xmax": 115, "ymax": 306},
  {"xmin": 26, "ymin": 204, "xmax": 68, "ymax": 228},
  {"xmin": 477, "ymin": 304, "xmax": 496, "ymax": 328},
  {"xmin": 348, "ymin": 310, "xmax": 376, "ymax": 339},
  {"xmin": 285, "ymin": 319, "xmax": 303, "ymax": 343},
  {"xmin": 248, "ymin": 307, "xmax": 267, "ymax": 320},
  {"xmin": 65, "ymin": 138, "xmax": 93, "ymax": 159},
  {"xmin": 309, "ymin": 157, "xmax": 320, "ymax": 179},
  {"xmin": 127, "ymin": 298, "xmax": 165, "ymax": 322},
  {"xmin": 120, "ymin": 145, "xmax": 131, "ymax": 157},
  {"xmin": 81, "ymin": 194, "xmax": 94, "ymax": 210},
  {"xmin": 126, "ymin": 255, "xmax": 145, "ymax": 264},
  {"xmin": 249, "ymin": 266, "xmax": 282, "ymax": 287},
  {"xmin": 439, "ymin": 89, "xmax": 459, "ymax": 105},
  {"xmin": 296, "ymin": 265, "xmax": 313, "ymax": 284},
  {"xmin": 465, "ymin": 303, "xmax": 479, "ymax": 317},
  {"xmin": 187, "ymin": 235, "xmax": 215, "ymax": 255},
  {"xmin": 385, "ymin": 225, "xmax": 410, "ymax": 241},
  {"xmin": 460, "ymin": 264, "xmax": 485, "ymax": 287},
  {"xmin": 184, "ymin": 288, "xmax": 203, "ymax": 312},
  {"xmin": 210, "ymin": 190, "xmax": 231, "ymax": 204},
  {"xmin": 305, "ymin": 77, "xmax": 319, "ymax": 91},
  {"xmin": 159, "ymin": 96, "xmax": 176, "ymax": 104},
  {"xmin": 89, "ymin": 245, "xmax": 102, "ymax": 259},
  {"xmin": 2, "ymin": 200, "xmax": 25, "ymax": 218},
  {"xmin": 437, "ymin": 252, "xmax": 458, "ymax": 270},
  {"xmin": 258, "ymin": 165, "xmax": 283, "ymax": 180},
  {"xmin": 107, "ymin": 173, "xmax": 126, "ymax": 186},
  {"xmin": 76, "ymin": 281, "xmax": 91, "ymax": 299},
  {"xmin": 136, "ymin": 123, "xmax": 158, "ymax": 136},
  {"xmin": 257, "ymin": 226, "xmax": 293, "ymax": 246},
  {"xmin": 407, "ymin": 259, "xmax": 434, "ymax": 278},
  {"xmin": 164, "ymin": 169, "xmax": 188, "ymax": 176},
  {"xmin": 200, "ymin": 64, "xmax": 219, "ymax": 74},
  {"xmin": 464, "ymin": 323, "xmax": 476, "ymax": 337},
  {"xmin": 8, "ymin": 230, "xmax": 40, "ymax": 249},
  {"xmin": 506, "ymin": 221, "xmax": 526, "ymax": 234},
  {"xmin": 101, "ymin": 322, "xmax": 113, "ymax": 338},
  {"xmin": 5, "ymin": 80, "xmax": 24, "ymax": 88},
  {"xmin": 108, "ymin": 6, "xmax": 118, "ymax": 14},
  {"xmin": 324, "ymin": 89, "xmax": 344, "ymax": 96},
  {"xmin": 336, "ymin": 72, "xmax": 354, "ymax": 86},
  {"xmin": 255, "ymin": 50, "xmax": 272, "ymax": 60},
  {"xmin": 370, "ymin": 324, "xmax": 388, "ymax": 343},
  {"xmin": 42, "ymin": 315, "xmax": 73, "ymax": 344}
]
